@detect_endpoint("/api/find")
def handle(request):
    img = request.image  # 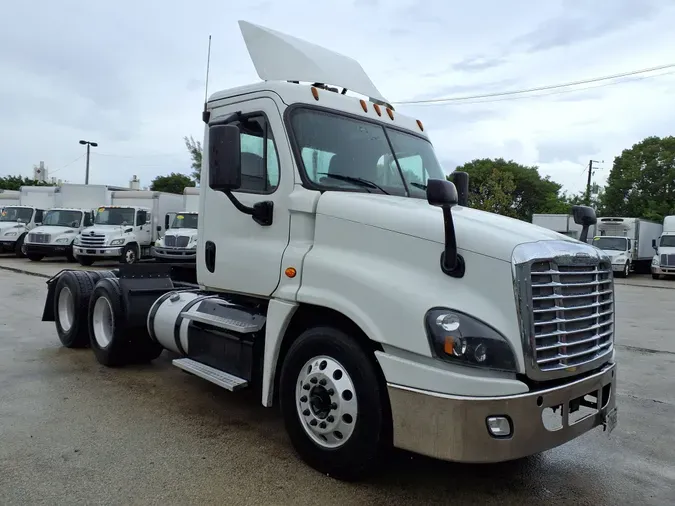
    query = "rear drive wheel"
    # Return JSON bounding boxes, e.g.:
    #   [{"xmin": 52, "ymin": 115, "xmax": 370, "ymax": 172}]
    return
[
  {"xmin": 54, "ymin": 271, "xmax": 97, "ymax": 348},
  {"xmin": 279, "ymin": 326, "xmax": 390, "ymax": 481}
]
